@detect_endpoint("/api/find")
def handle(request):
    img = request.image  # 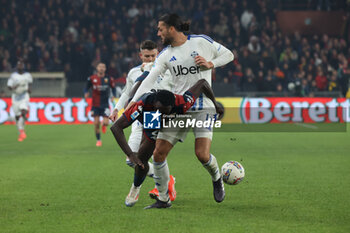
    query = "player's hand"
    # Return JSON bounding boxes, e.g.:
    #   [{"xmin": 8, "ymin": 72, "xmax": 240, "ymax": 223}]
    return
[
  {"xmin": 195, "ymin": 55, "xmax": 214, "ymax": 70},
  {"xmin": 84, "ymin": 93, "xmax": 89, "ymax": 99},
  {"xmin": 214, "ymin": 102, "xmax": 224, "ymax": 119},
  {"xmin": 141, "ymin": 62, "xmax": 154, "ymax": 72},
  {"xmin": 128, "ymin": 153, "xmax": 144, "ymax": 169},
  {"xmin": 109, "ymin": 108, "xmax": 119, "ymax": 122}
]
